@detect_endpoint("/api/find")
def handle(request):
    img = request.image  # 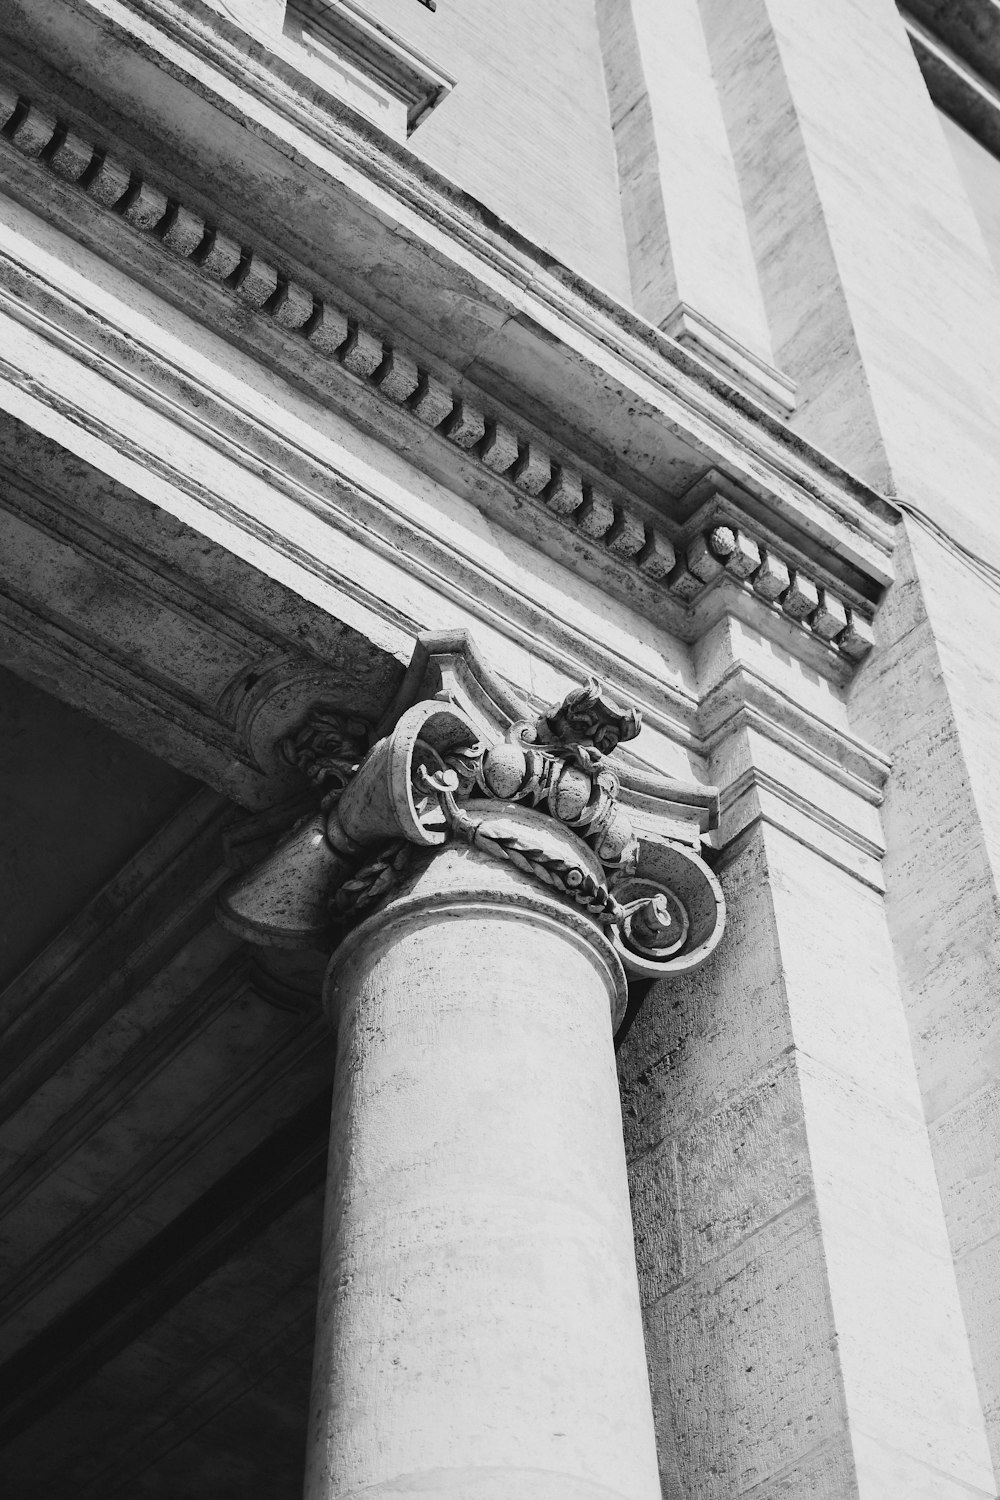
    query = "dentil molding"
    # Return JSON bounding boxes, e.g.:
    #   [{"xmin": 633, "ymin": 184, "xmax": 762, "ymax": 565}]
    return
[{"xmin": 0, "ymin": 70, "xmax": 885, "ymax": 671}]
